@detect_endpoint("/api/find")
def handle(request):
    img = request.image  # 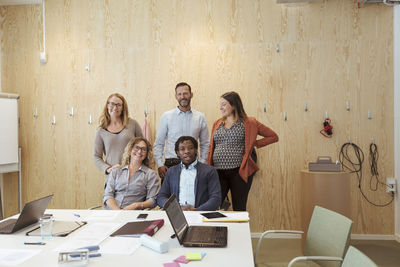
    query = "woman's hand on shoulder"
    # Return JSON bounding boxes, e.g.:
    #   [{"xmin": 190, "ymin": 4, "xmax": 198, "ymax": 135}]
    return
[{"xmin": 107, "ymin": 164, "xmax": 122, "ymax": 174}]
